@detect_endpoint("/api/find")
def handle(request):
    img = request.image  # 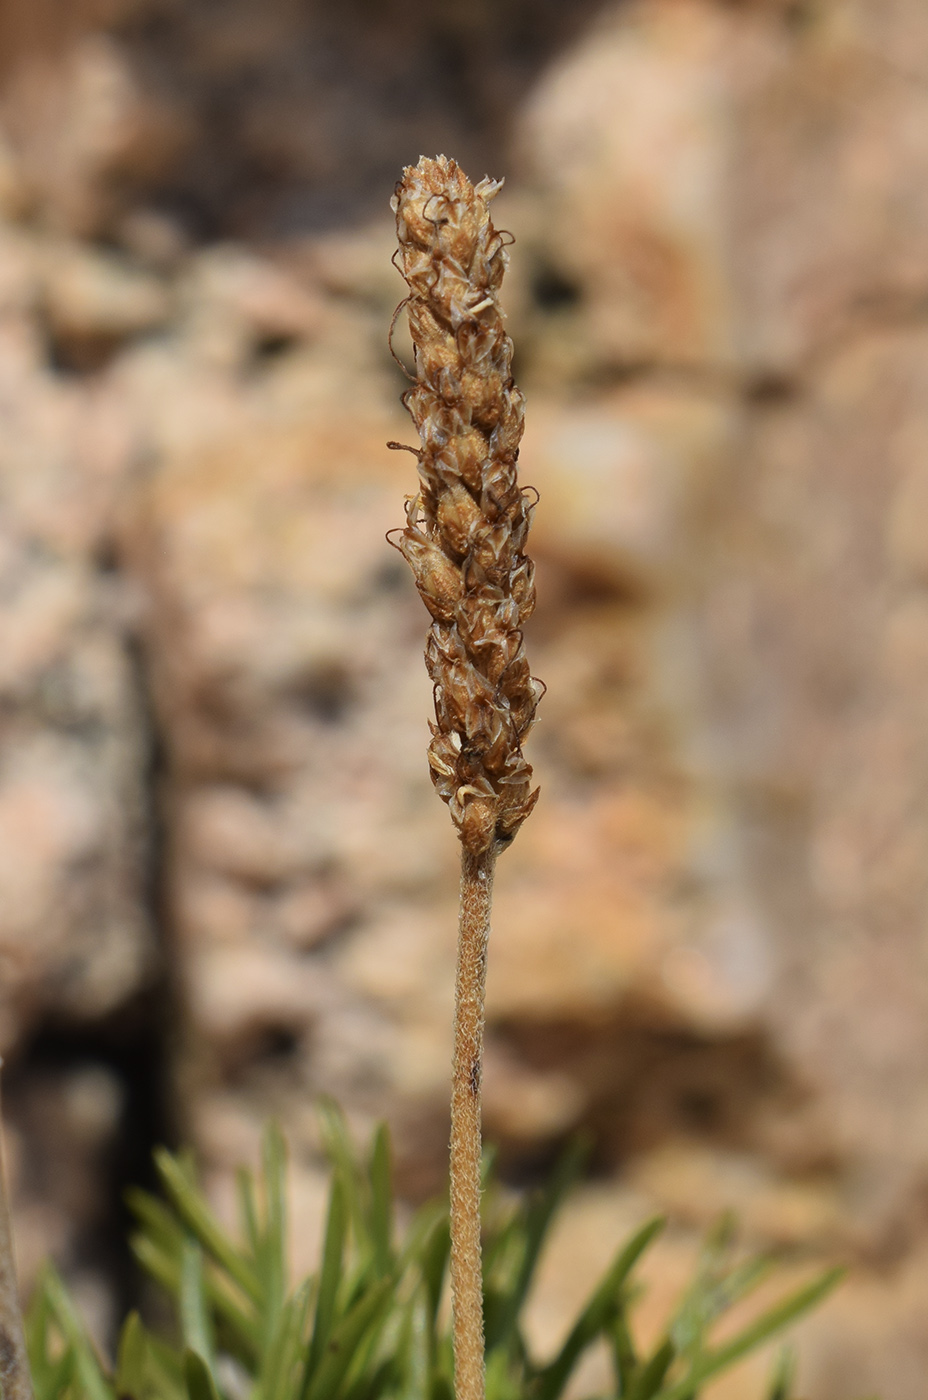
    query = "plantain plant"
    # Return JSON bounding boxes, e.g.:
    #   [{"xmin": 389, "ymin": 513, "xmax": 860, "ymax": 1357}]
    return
[
  {"xmin": 24, "ymin": 1105, "xmax": 841, "ymax": 1400},
  {"xmin": 0, "ymin": 156, "xmax": 851, "ymax": 1400},
  {"xmin": 390, "ymin": 153, "xmax": 541, "ymax": 1400}
]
